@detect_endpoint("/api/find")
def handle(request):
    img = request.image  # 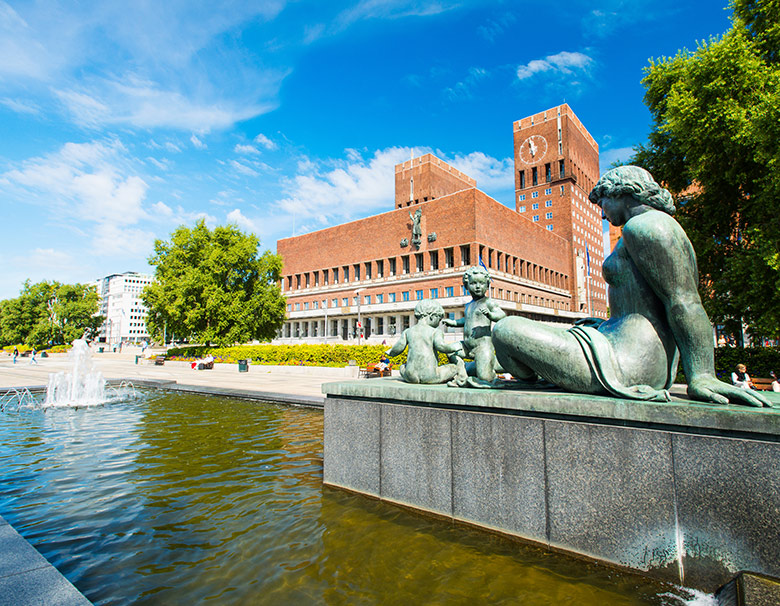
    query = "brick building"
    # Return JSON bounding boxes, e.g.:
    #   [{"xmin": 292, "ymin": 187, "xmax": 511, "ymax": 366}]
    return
[{"xmin": 275, "ymin": 104, "xmax": 606, "ymax": 344}]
